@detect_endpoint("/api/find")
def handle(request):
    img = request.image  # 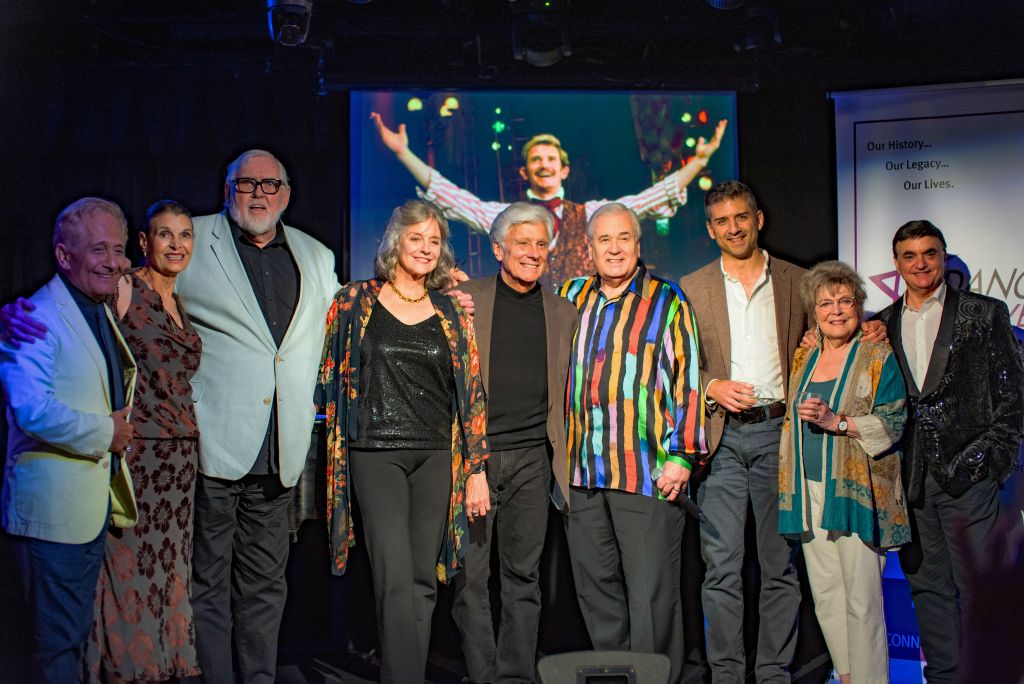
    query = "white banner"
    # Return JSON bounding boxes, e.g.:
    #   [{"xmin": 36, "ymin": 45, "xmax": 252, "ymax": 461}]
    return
[{"xmin": 833, "ymin": 80, "xmax": 1024, "ymax": 320}]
